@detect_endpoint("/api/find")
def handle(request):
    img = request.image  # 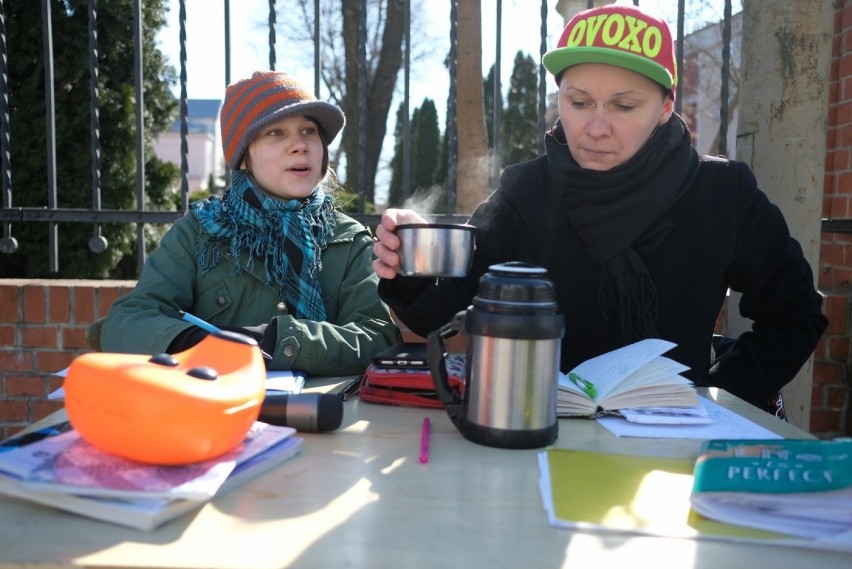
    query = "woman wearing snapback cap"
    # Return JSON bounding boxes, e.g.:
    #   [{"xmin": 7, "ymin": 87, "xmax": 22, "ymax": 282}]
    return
[
  {"xmin": 102, "ymin": 71, "xmax": 401, "ymax": 376},
  {"xmin": 373, "ymin": 4, "xmax": 826, "ymax": 412}
]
